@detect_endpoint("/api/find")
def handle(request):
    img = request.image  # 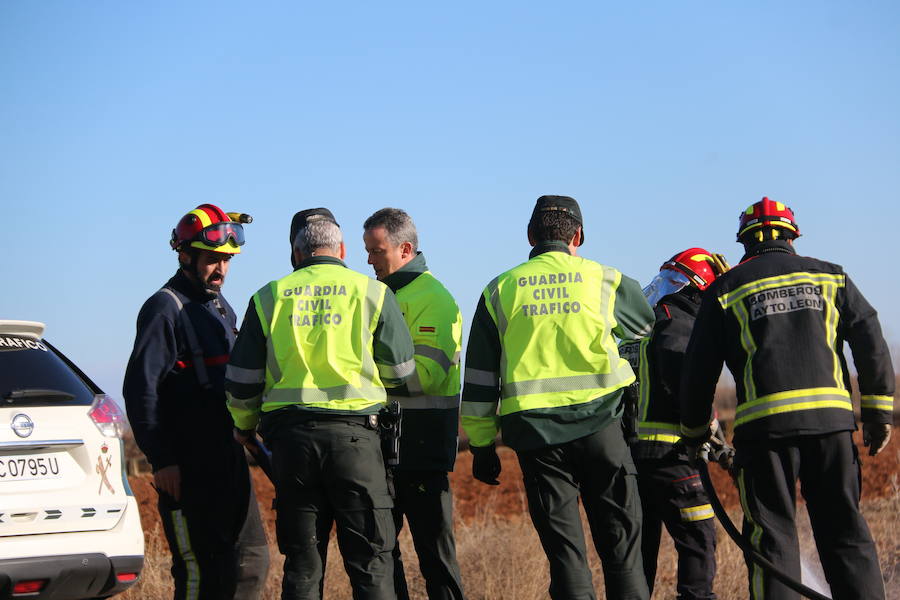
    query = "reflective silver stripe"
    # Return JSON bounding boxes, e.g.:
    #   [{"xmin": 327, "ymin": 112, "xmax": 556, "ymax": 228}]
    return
[
  {"xmin": 378, "ymin": 358, "xmax": 416, "ymax": 380},
  {"xmin": 465, "ymin": 368, "xmax": 499, "ymax": 387},
  {"xmin": 159, "ymin": 287, "xmax": 184, "ymax": 310},
  {"xmin": 265, "ymin": 334, "xmax": 282, "ymax": 383},
  {"xmin": 268, "ymin": 385, "xmax": 386, "ymax": 404},
  {"xmin": 638, "ymin": 424, "xmax": 680, "ymax": 441},
  {"xmin": 397, "ymin": 395, "xmax": 460, "ymax": 410},
  {"xmin": 735, "ymin": 394, "xmax": 852, "ymax": 424},
  {"xmin": 172, "ymin": 509, "xmax": 201, "ymax": 600},
  {"xmin": 501, "ymin": 363, "xmax": 633, "ymax": 398},
  {"xmin": 226, "ymin": 365, "xmax": 265, "ymax": 385},
  {"xmin": 415, "ymin": 344, "xmax": 457, "ymax": 373},
  {"xmin": 486, "ymin": 277, "xmax": 507, "ymax": 336},
  {"xmin": 680, "ymin": 504, "xmax": 714, "ymax": 522},
  {"xmin": 461, "ymin": 400, "xmax": 497, "ymax": 417},
  {"xmin": 255, "ymin": 284, "xmax": 276, "ymax": 332},
  {"xmin": 406, "ymin": 370, "xmax": 424, "ymax": 394},
  {"xmin": 361, "ymin": 279, "xmax": 383, "ymax": 384}
]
